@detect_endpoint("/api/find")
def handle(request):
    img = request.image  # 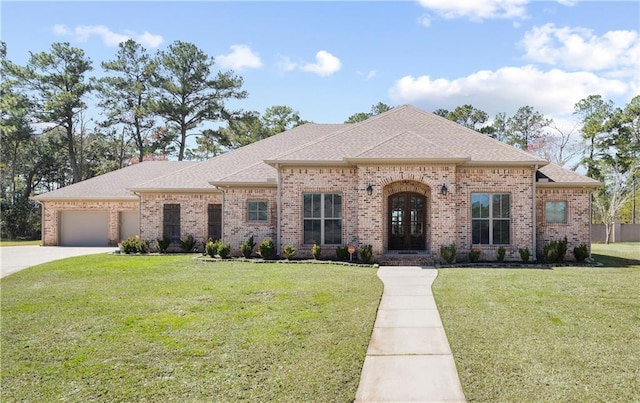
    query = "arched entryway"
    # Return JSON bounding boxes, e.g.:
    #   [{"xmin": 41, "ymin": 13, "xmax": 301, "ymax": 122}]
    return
[{"xmin": 388, "ymin": 192, "xmax": 427, "ymax": 250}]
